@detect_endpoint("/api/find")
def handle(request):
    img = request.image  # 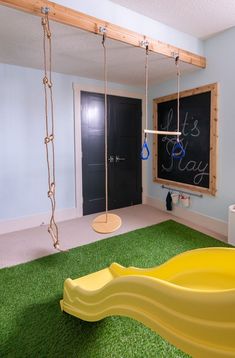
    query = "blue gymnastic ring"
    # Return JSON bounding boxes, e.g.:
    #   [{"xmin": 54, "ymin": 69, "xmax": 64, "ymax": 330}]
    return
[
  {"xmin": 141, "ymin": 140, "xmax": 150, "ymax": 160},
  {"xmin": 172, "ymin": 141, "xmax": 186, "ymax": 159}
]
